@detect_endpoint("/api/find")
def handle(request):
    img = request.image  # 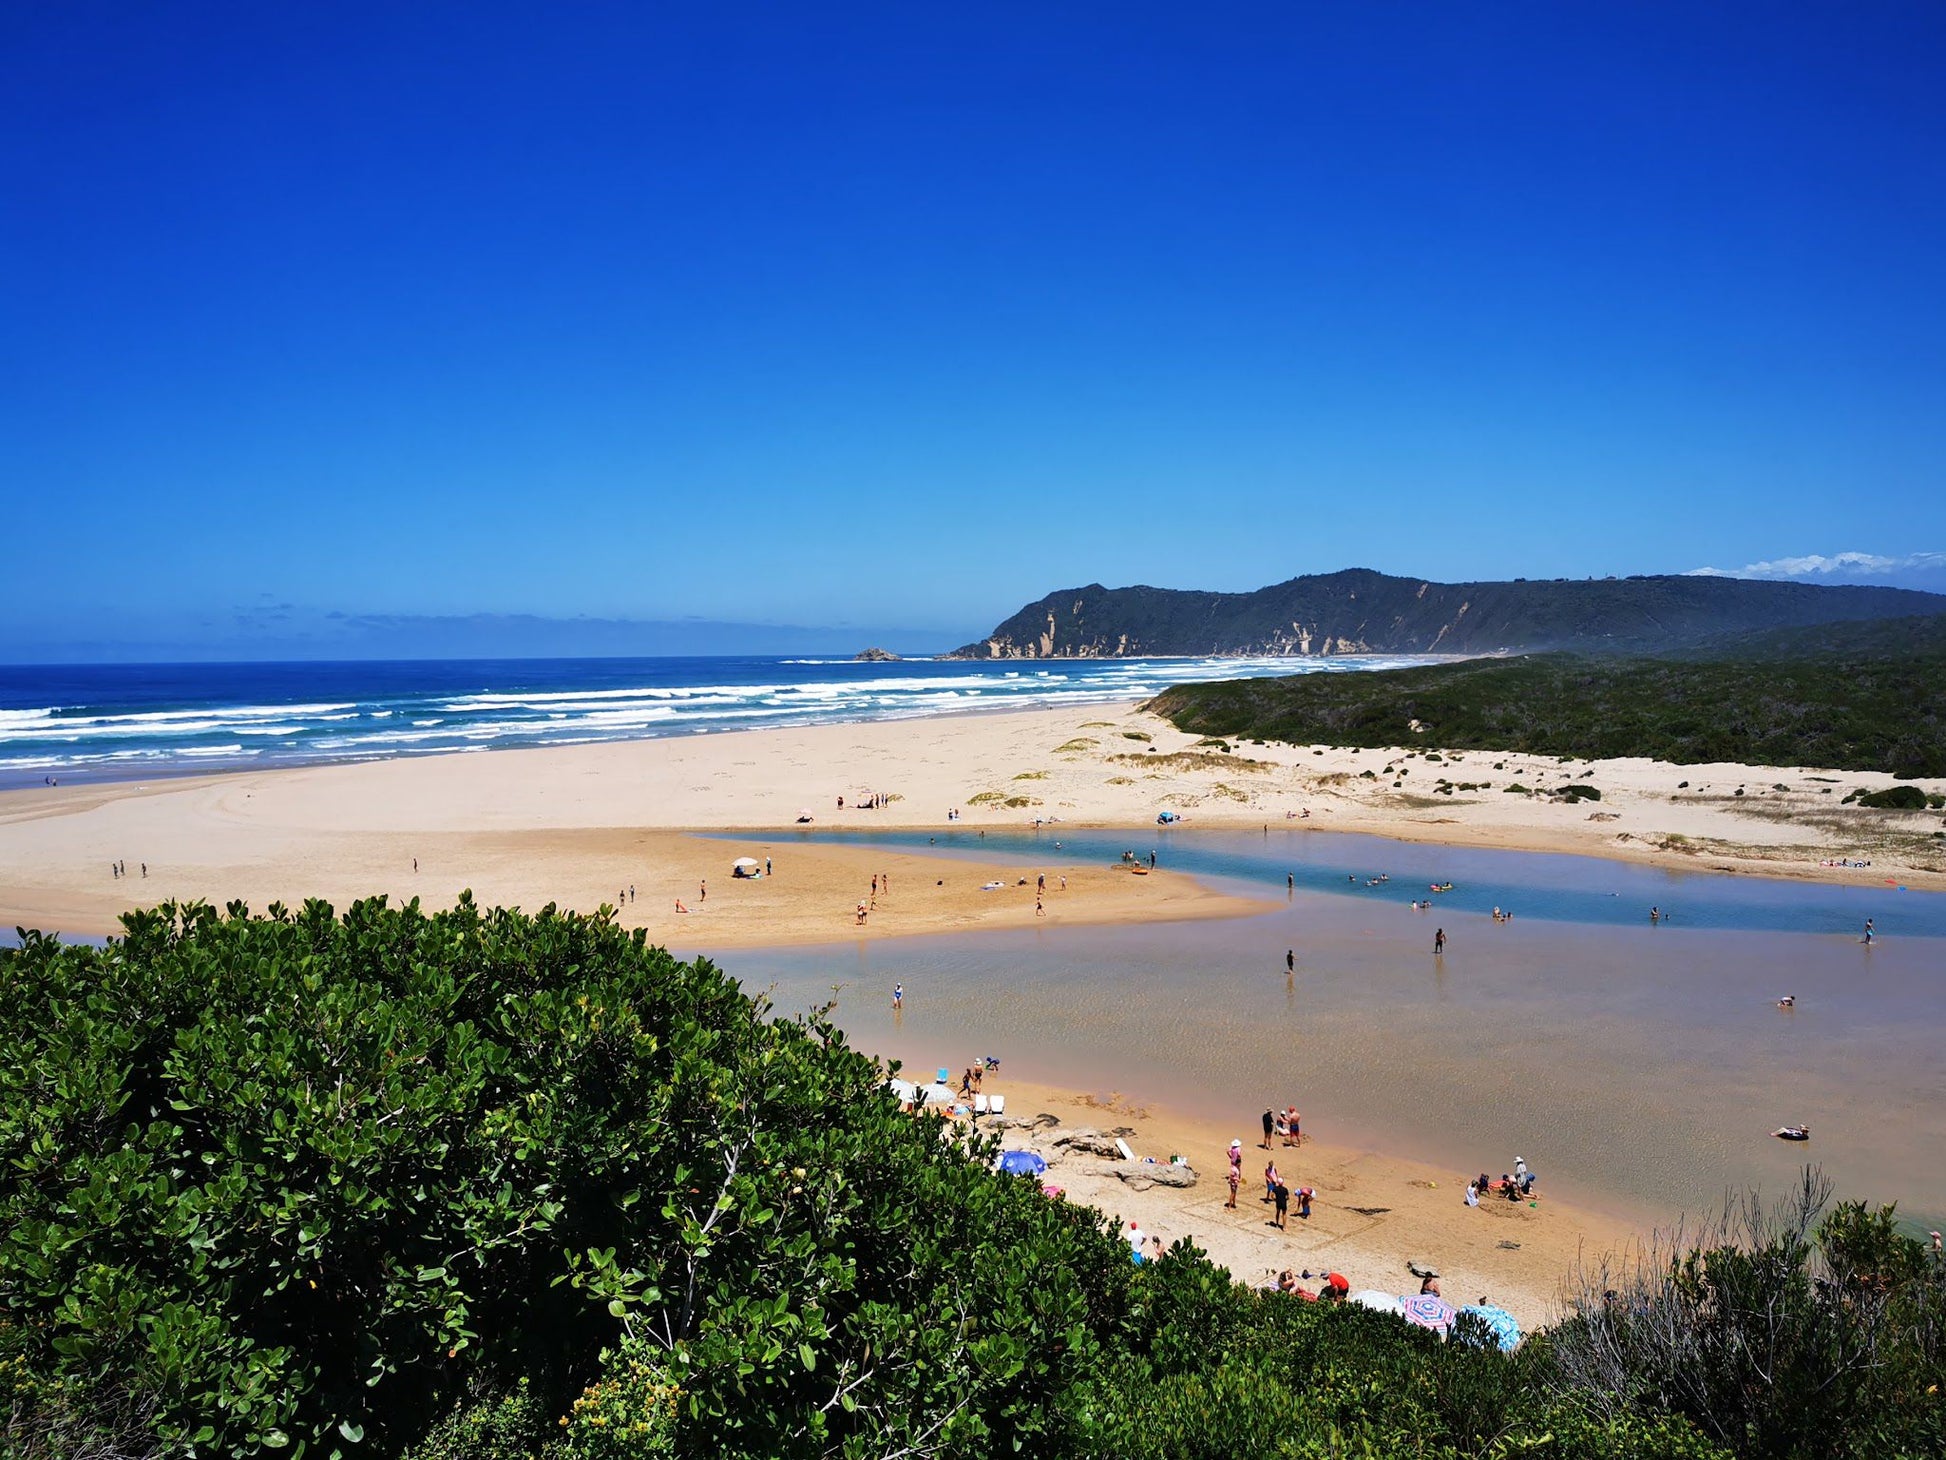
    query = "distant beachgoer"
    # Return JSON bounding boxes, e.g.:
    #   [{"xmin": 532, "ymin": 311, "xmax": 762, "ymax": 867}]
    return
[
  {"xmin": 412, "ymin": 858, "xmax": 418, "ymax": 872},
  {"xmin": 765, "ymin": 857, "xmax": 772, "ymax": 875},
  {"xmin": 1778, "ymin": 995, "xmax": 1795, "ymax": 1008},
  {"xmin": 699, "ymin": 880, "xmax": 706, "ymax": 901},
  {"xmin": 1148, "ymin": 850, "xmax": 1156, "ymax": 869},
  {"xmin": 1864, "ymin": 919, "xmax": 1875, "ymax": 945},
  {"xmin": 1287, "ymin": 1109, "xmax": 1301, "ymax": 1145},
  {"xmin": 882, "ymin": 871, "xmax": 889, "ymax": 891},
  {"xmin": 856, "ymin": 901, "xmax": 868, "ymax": 925},
  {"xmin": 675, "ymin": 899, "xmax": 689, "ymax": 913},
  {"xmin": 1932, "ymin": 1230, "xmax": 1942, "ymax": 1254},
  {"xmin": 1465, "ymin": 1181, "xmax": 1480, "ymax": 1208},
  {"xmin": 838, "ymin": 796, "xmax": 844, "ymax": 809},
  {"xmin": 1274, "ymin": 1109, "xmax": 1289, "ymax": 1144},
  {"xmin": 1035, "ymin": 895, "xmax": 1044, "ymax": 917},
  {"xmin": 893, "ymin": 982, "xmax": 903, "ymax": 1009},
  {"xmin": 1271, "ymin": 1177, "xmax": 1290, "ymax": 1229},
  {"xmin": 1434, "ymin": 928, "xmax": 1446, "ymax": 954},
  {"xmin": 1650, "ymin": 906, "xmax": 1660, "ymax": 923},
  {"xmin": 141, "ymin": 863, "xmax": 147, "ymax": 878},
  {"xmin": 1286, "ymin": 948, "xmax": 1295, "ymax": 974},
  {"xmin": 1226, "ymin": 1163, "xmax": 1242, "ymax": 1210},
  {"xmin": 1037, "ymin": 873, "xmax": 1046, "ymax": 893},
  {"xmin": 1149, "ymin": 1235, "xmax": 1164, "ymax": 1262},
  {"xmin": 1262, "ymin": 1108, "xmax": 1275, "ymax": 1149},
  {"xmin": 1296, "ymin": 1186, "xmax": 1313, "ymax": 1219},
  {"xmin": 1263, "ymin": 1161, "xmax": 1280, "ymax": 1204},
  {"xmin": 629, "ymin": 884, "xmax": 635, "ymax": 902},
  {"xmin": 1420, "ymin": 1275, "xmax": 1442, "ymax": 1297},
  {"xmin": 1059, "ymin": 875, "xmax": 1067, "ymax": 890},
  {"xmin": 1515, "ymin": 1155, "xmax": 1528, "ymax": 1182},
  {"xmin": 1287, "ymin": 872, "xmax": 1294, "ymax": 891}
]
